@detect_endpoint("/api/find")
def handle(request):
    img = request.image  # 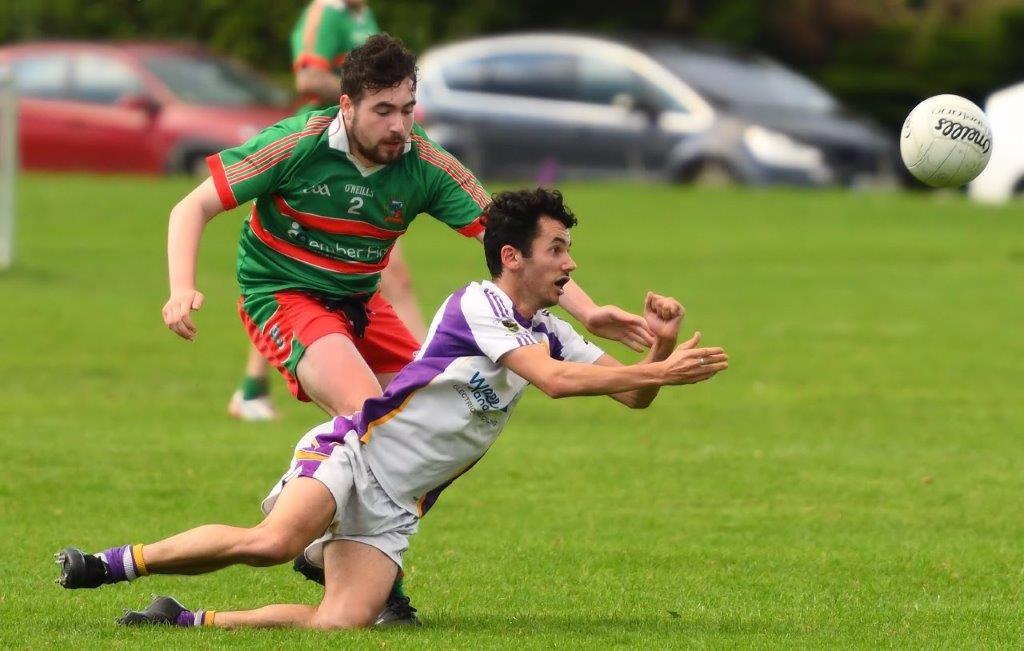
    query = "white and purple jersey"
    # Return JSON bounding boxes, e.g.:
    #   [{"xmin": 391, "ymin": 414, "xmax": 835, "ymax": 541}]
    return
[{"xmin": 344, "ymin": 280, "xmax": 604, "ymax": 516}]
